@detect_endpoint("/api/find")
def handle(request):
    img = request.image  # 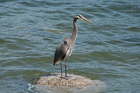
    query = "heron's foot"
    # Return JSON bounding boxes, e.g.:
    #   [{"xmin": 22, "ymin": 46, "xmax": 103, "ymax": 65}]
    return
[
  {"xmin": 59, "ymin": 76, "xmax": 68, "ymax": 80},
  {"xmin": 59, "ymin": 76, "xmax": 65, "ymax": 79},
  {"xmin": 65, "ymin": 76, "xmax": 68, "ymax": 80}
]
